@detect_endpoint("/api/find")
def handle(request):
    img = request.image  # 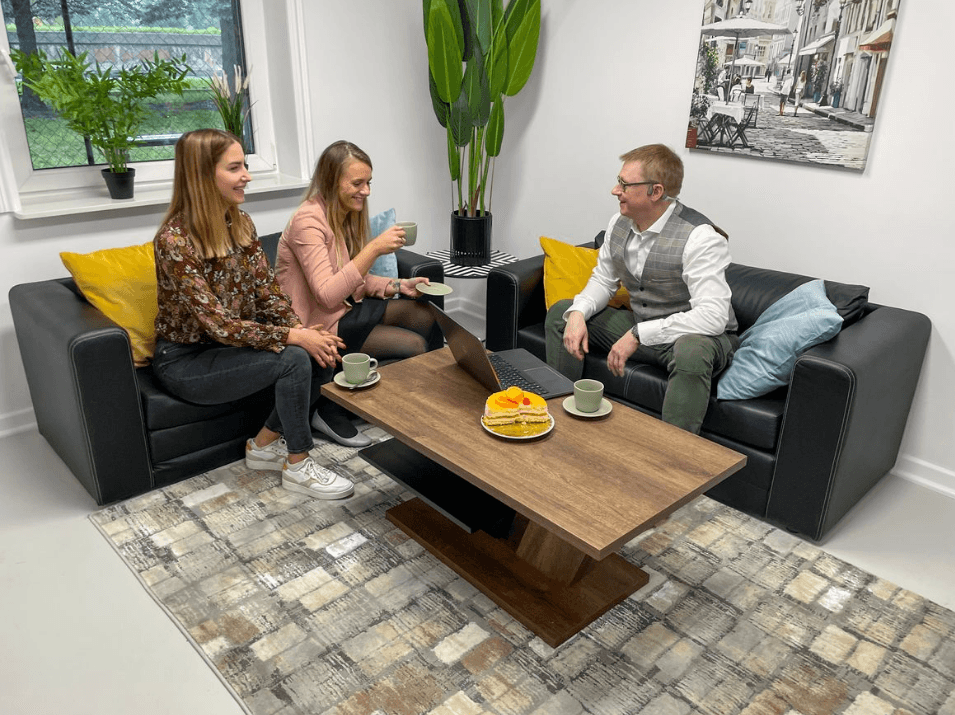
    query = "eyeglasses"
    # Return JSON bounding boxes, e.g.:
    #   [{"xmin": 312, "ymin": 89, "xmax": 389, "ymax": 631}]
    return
[{"xmin": 616, "ymin": 176, "xmax": 660, "ymax": 193}]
